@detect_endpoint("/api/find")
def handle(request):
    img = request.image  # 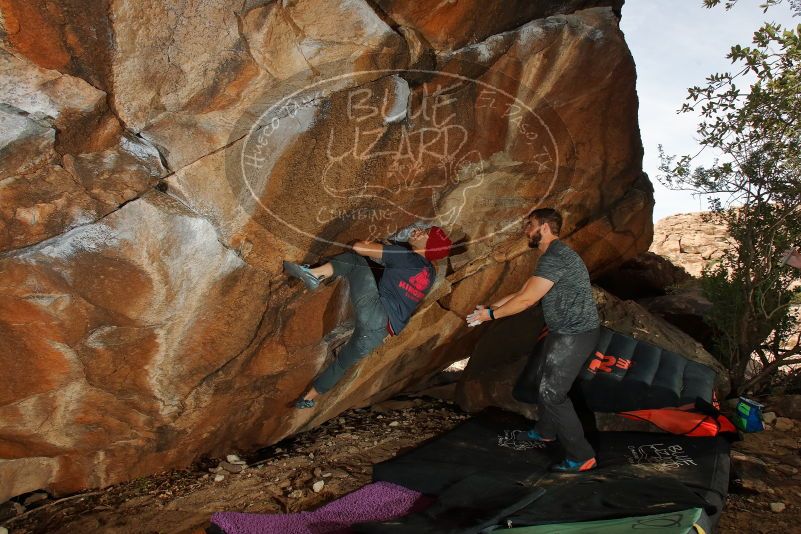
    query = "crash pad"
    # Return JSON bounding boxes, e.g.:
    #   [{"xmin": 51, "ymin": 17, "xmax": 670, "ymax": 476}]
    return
[
  {"xmin": 372, "ymin": 411, "xmax": 557, "ymax": 495},
  {"xmin": 514, "ymin": 327, "xmax": 719, "ymax": 412},
  {"xmin": 504, "ymin": 507, "xmax": 710, "ymax": 533},
  {"xmin": 371, "ymin": 411, "xmax": 730, "ymax": 531},
  {"xmin": 352, "ymin": 474, "xmax": 545, "ymax": 534},
  {"xmin": 503, "ymin": 475, "xmax": 710, "ymax": 526},
  {"xmin": 579, "ymin": 327, "xmax": 719, "ymax": 412}
]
